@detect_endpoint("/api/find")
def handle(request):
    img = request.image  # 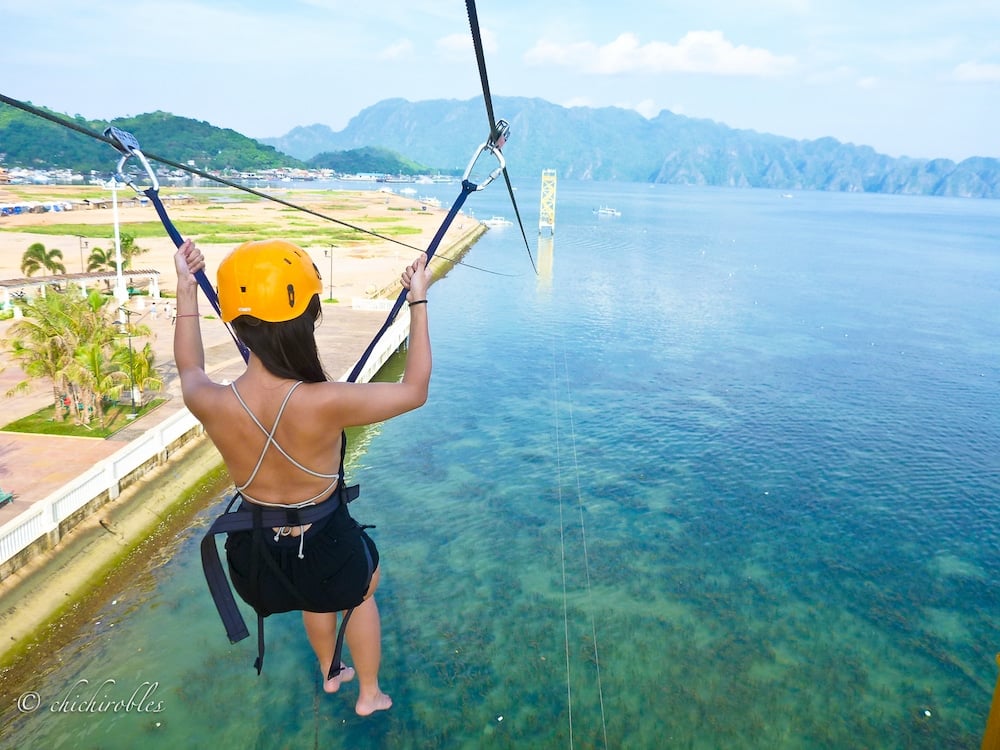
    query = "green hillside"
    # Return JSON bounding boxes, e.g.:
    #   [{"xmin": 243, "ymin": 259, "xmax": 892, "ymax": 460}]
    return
[{"xmin": 0, "ymin": 103, "xmax": 301, "ymax": 173}]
